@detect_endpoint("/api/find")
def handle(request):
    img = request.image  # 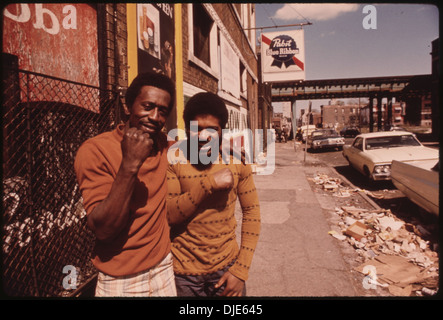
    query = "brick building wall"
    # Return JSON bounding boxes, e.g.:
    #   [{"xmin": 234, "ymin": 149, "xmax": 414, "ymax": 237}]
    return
[
  {"xmin": 99, "ymin": 3, "xmax": 128, "ymax": 92},
  {"xmin": 179, "ymin": 3, "xmax": 259, "ymax": 132},
  {"xmin": 322, "ymin": 105, "xmax": 361, "ymax": 129},
  {"xmin": 211, "ymin": 4, "xmax": 259, "ymax": 132}
]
